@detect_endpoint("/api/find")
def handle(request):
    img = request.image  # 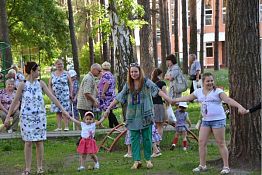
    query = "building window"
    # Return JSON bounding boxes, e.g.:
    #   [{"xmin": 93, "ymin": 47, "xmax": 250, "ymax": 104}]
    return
[
  {"xmin": 222, "ymin": 0, "xmax": 227, "ymax": 24},
  {"xmin": 206, "ymin": 43, "xmax": 213, "ymax": 57},
  {"xmin": 205, "ymin": 3, "xmax": 212, "ymax": 25},
  {"xmin": 260, "ymin": 0, "xmax": 262, "ymax": 22}
]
